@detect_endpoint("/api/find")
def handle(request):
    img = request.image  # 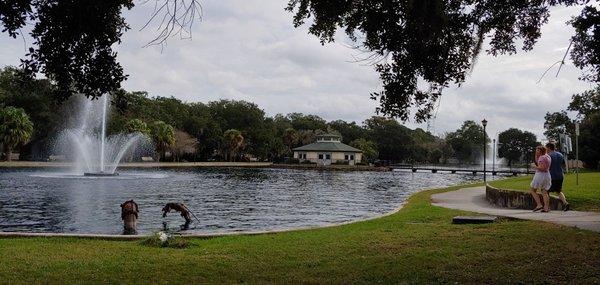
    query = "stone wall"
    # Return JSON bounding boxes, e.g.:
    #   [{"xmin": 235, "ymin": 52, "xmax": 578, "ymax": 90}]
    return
[{"xmin": 485, "ymin": 185, "xmax": 565, "ymax": 210}]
